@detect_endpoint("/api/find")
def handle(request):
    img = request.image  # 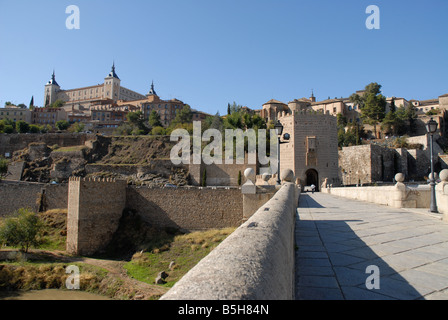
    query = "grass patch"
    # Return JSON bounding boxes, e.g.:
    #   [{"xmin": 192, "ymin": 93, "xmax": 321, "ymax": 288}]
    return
[
  {"xmin": 38, "ymin": 209, "xmax": 67, "ymax": 251},
  {"xmin": 51, "ymin": 146, "xmax": 87, "ymax": 153},
  {"xmin": 124, "ymin": 227, "xmax": 235, "ymax": 287},
  {"xmin": 0, "ymin": 262, "xmax": 108, "ymax": 293}
]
